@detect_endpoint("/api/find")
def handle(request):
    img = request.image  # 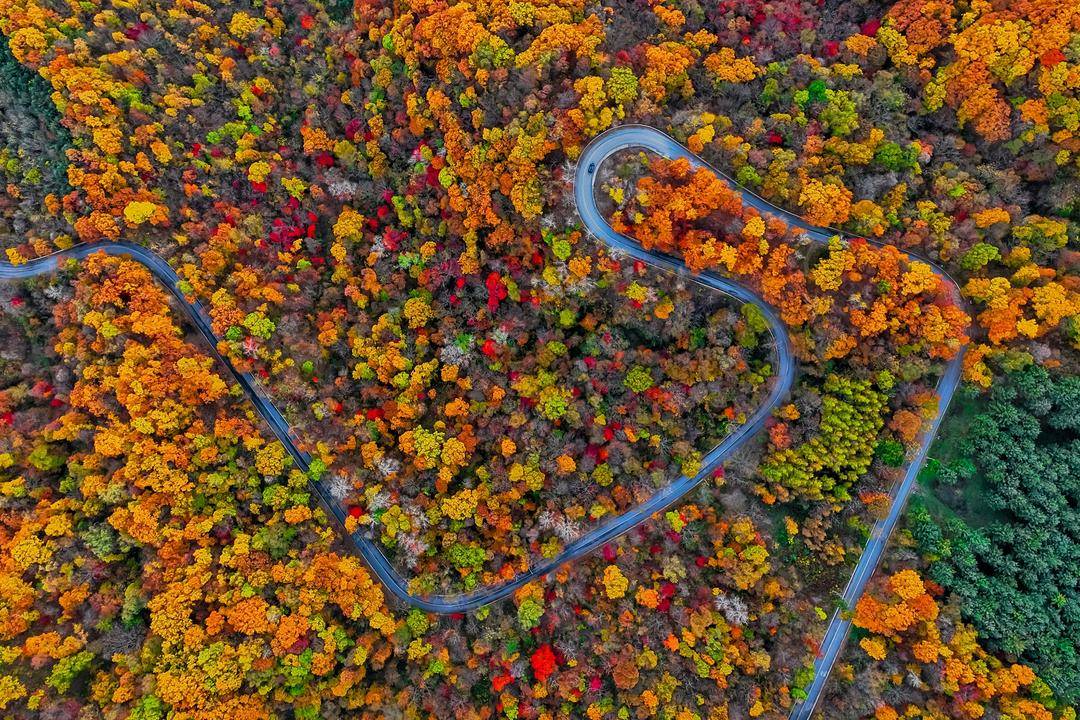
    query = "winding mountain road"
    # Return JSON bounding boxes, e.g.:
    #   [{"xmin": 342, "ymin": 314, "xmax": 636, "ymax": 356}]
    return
[
  {"xmin": 2, "ymin": 125, "xmax": 966, "ymax": 717},
  {"xmin": 577, "ymin": 125, "xmax": 967, "ymax": 719},
  {"xmin": 0, "ymin": 166, "xmax": 796, "ymax": 615}
]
